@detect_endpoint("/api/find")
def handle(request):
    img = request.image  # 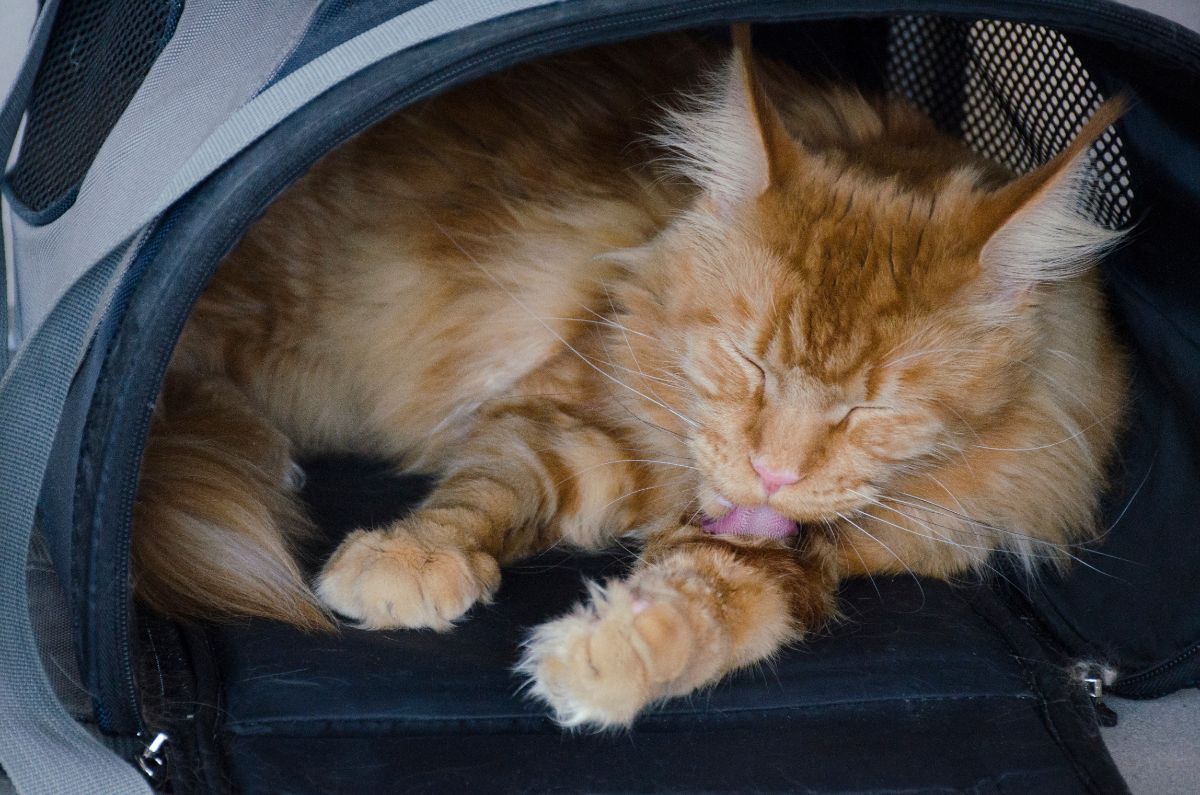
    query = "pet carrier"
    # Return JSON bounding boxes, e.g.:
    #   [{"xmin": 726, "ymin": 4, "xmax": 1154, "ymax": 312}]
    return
[{"xmin": 2, "ymin": 1, "xmax": 1198, "ymax": 792}]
